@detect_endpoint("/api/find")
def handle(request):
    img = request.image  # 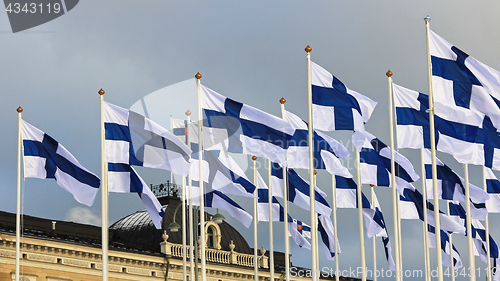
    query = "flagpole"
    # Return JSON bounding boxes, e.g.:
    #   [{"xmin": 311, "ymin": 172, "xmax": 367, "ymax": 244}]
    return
[
  {"xmin": 370, "ymin": 185, "xmax": 377, "ymax": 281},
  {"xmin": 181, "ymin": 174, "xmax": 187, "ymax": 281},
  {"xmin": 305, "ymin": 45, "xmax": 319, "ymax": 281},
  {"xmin": 424, "ymin": 15, "xmax": 444, "ymax": 281},
  {"xmin": 16, "ymin": 106, "xmax": 23, "ymax": 281},
  {"xmin": 186, "ymin": 110, "xmax": 195, "ymax": 281},
  {"xmin": 280, "ymin": 97, "xmax": 290, "ymax": 281},
  {"xmin": 446, "ymin": 202, "xmax": 455, "ymax": 281},
  {"xmin": 252, "ymin": 156, "xmax": 259, "ymax": 281},
  {"xmin": 314, "ymin": 170, "xmax": 320, "ymax": 274},
  {"xmin": 98, "ymin": 89, "xmax": 109, "ymax": 281},
  {"xmin": 356, "ymin": 150, "xmax": 367, "ymax": 281},
  {"xmin": 420, "ymin": 149, "xmax": 431, "ymax": 281},
  {"xmin": 196, "ymin": 72, "xmax": 207, "ymax": 281},
  {"xmin": 464, "ymin": 164, "xmax": 476, "ymax": 281},
  {"xmin": 386, "ymin": 70, "xmax": 401, "ymax": 281},
  {"xmin": 267, "ymin": 160, "xmax": 276, "ymax": 280},
  {"xmin": 332, "ymin": 175, "xmax": 339, "ymax": 281},
  {"xmin": 483, "ymin": 166, "xmax": 492, "ymax": 281},
  {"xmin": 170, "ymin": 115, "xmax": 174, "ymax": 186}
]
